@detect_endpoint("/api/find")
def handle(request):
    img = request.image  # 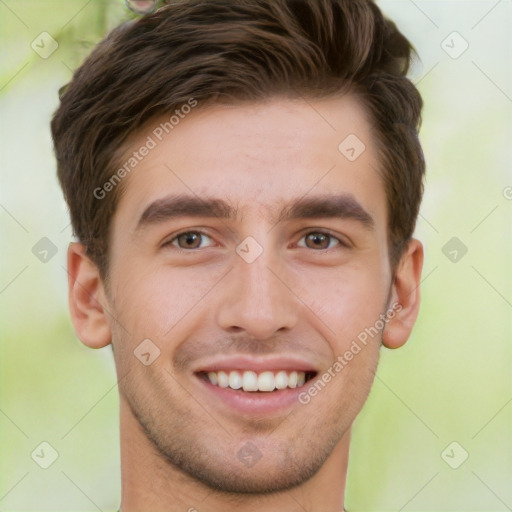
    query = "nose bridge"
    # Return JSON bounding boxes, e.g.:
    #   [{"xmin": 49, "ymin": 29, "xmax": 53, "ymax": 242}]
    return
[
  {"xmin": 215, "ymin": 239, "xmax": 298, "ymax": 338},
  {"xmin": 241, "ymin": 250, "xmax": 279, "ymax": 305}
]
